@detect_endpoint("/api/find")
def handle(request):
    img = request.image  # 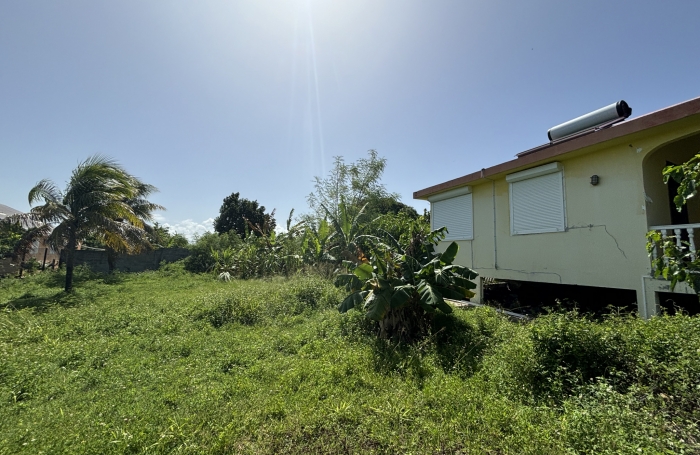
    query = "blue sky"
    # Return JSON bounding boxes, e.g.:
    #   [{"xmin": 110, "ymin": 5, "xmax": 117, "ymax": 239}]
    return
[{"xmin": 2, "ymin": 1, "xmax": 699, "ymax": 238}]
